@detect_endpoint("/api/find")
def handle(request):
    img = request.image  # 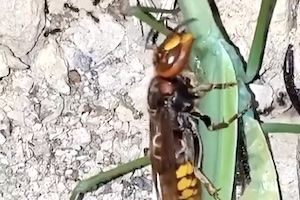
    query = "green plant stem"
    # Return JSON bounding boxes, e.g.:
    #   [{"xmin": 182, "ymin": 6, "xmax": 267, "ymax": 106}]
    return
[
  {"xmin": 246, "ymin": 0, "xmax": 277, "ymax": 83},
  {"xmin": 70, "ymin": 156, "xmax": 150, "ymax": 200},
  {"xmin": 262, "ymin": 122, "xmax": 300, "ymax": 134}
]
